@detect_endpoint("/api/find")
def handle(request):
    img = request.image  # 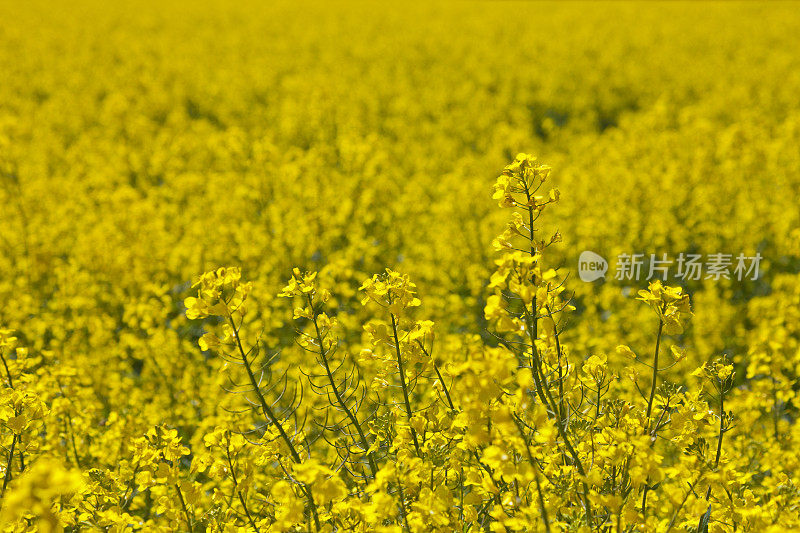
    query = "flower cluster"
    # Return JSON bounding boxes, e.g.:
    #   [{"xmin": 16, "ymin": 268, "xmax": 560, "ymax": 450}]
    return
[
  {"xmin": 185, "ymin": 267, "xmax": 253, "ymax": 320},
  {"xmin": 637, "ymin": 280, "xmax": 694, "ymax": 335}
]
